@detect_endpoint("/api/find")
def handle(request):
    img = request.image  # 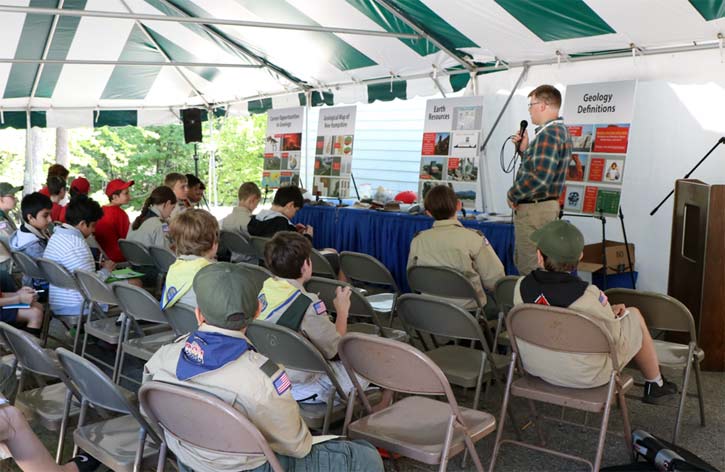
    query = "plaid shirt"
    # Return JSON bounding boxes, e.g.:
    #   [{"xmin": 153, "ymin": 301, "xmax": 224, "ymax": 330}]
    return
[{"xmin": 508, "ymin": 118, "xmax": 572, "ymax": 204}]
